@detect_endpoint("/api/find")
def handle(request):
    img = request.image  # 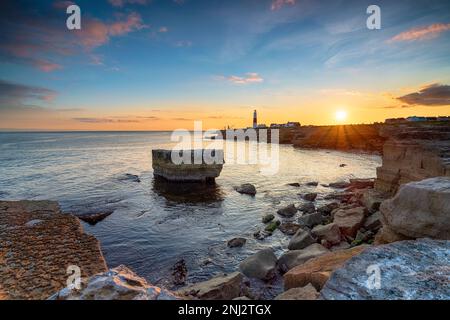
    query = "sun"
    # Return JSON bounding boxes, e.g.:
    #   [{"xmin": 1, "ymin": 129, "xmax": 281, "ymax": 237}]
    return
[{"xmin": 335, "ymin": 110, "xmax": 347, "ymax": 122}]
